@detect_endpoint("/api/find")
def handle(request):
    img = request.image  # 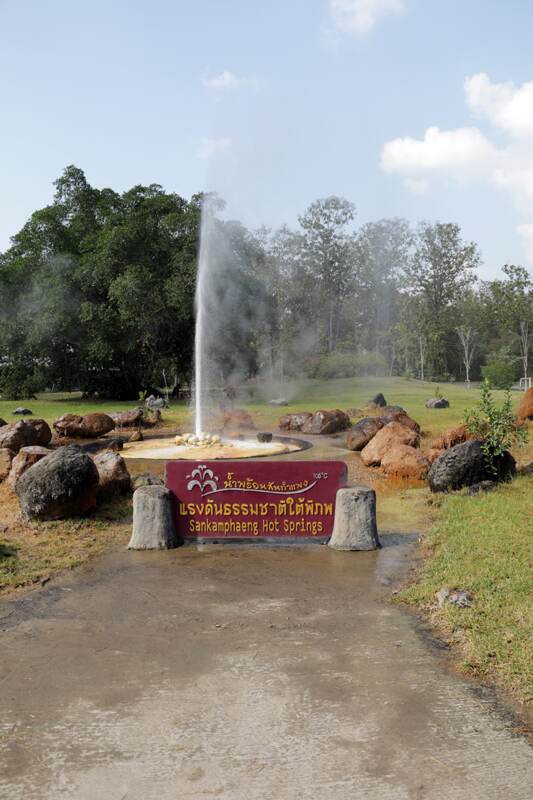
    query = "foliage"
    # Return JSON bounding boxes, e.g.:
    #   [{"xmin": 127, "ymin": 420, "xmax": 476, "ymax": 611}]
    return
[
  {"xmin": 304, "ymin": 350, "xmax": 387, "ymax": 379},
  {"xmin": 481, "ymin": 357, "xmax": 516, "ymax": 389},
  {"xmin": 465, "ymin": 381, "xmax": 527, "ymax": 472}
]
